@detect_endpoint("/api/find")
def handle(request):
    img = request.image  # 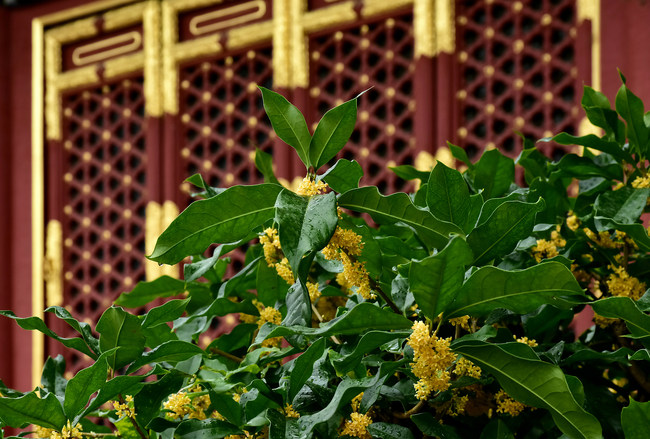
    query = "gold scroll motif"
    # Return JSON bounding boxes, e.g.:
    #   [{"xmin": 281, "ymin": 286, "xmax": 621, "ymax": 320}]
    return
[
  {"xmin": 71, "ymin": 31, "xmax": 142, "ymax": 66},
  {"xmin": 145, "ymin": 201, "xmax": 180, "ymax": 280},
  {"xmin": 44, "ymin": 220, "xmax": 64, "ymax": 308},
  {"xmin": 189, "ymin": 0, "xmax": 266, "ymax": 36}
]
